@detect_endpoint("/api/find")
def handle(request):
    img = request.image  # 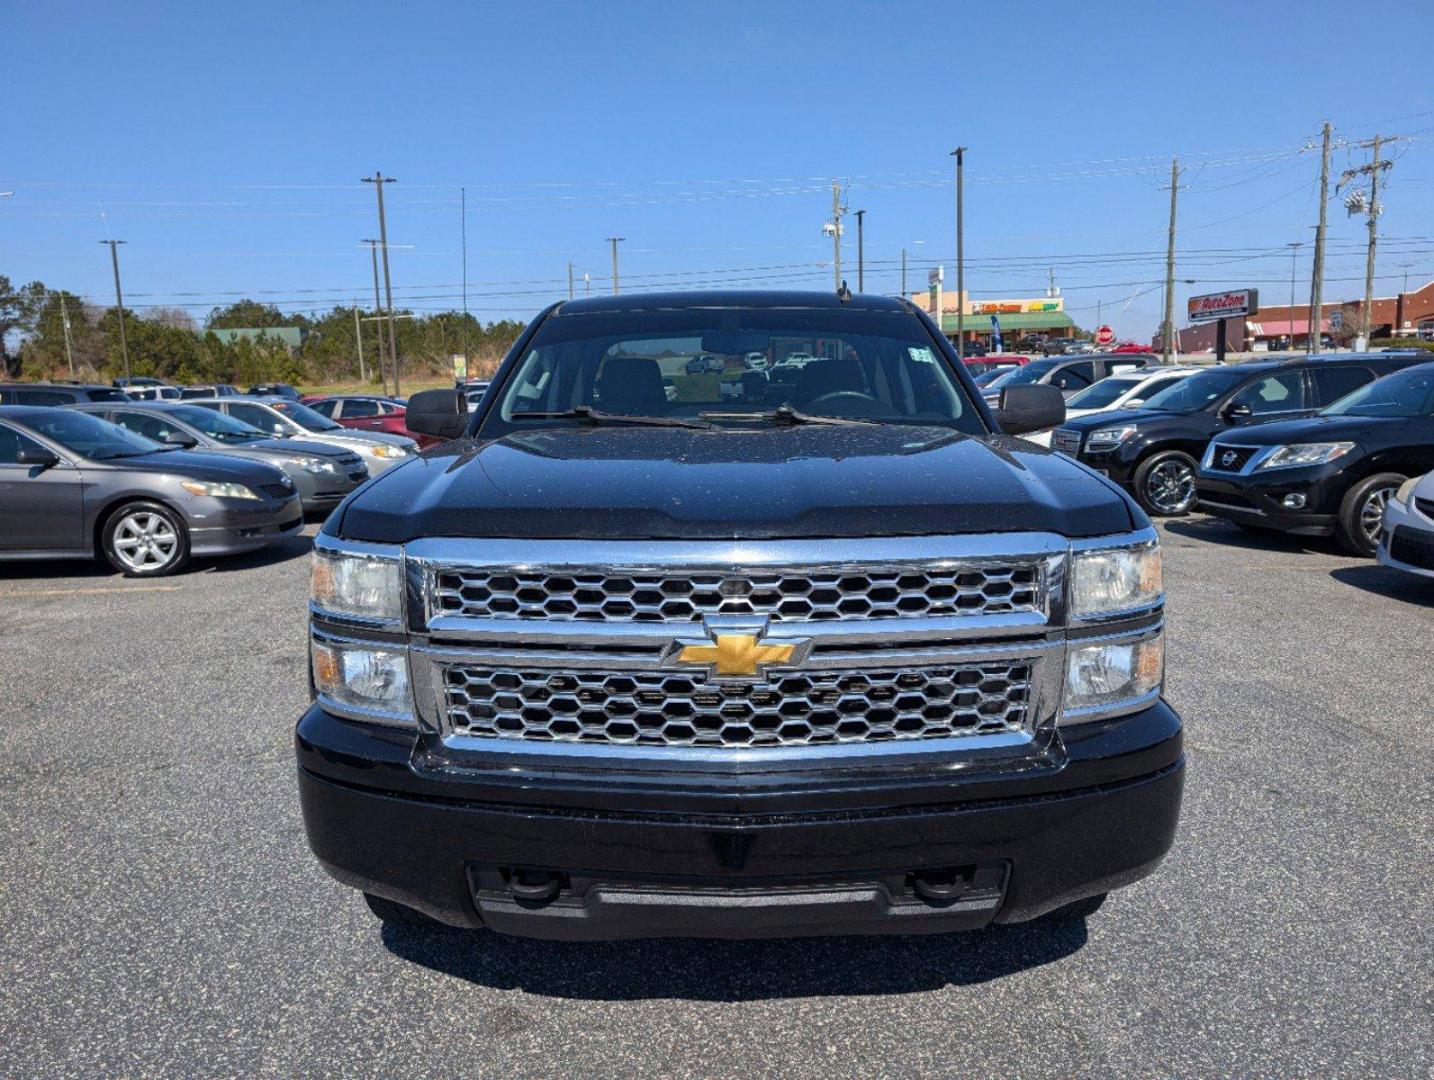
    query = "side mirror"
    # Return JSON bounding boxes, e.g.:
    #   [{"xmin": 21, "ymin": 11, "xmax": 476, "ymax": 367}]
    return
[
  {"xmin": 996, "ymin": 384, "xmax": 1065, "ymax": 437},
  {"xmin": 1125, "ymin": 398, "xmax": 1145, "ymax": 408},
  {"xmin": 17, "ymin": 446, "xmax": 61, "ymax": 468},
  {"xmin": 406, "ymin": 388, "xmax": 469, "ymax": 440},
  {"xmin": 1222, "ymin": 402, "xmax": 1253, "ymax": 423},
  {"xmin": 163, "ymin": 431, "xmax": 198, "ymax": 448}
]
